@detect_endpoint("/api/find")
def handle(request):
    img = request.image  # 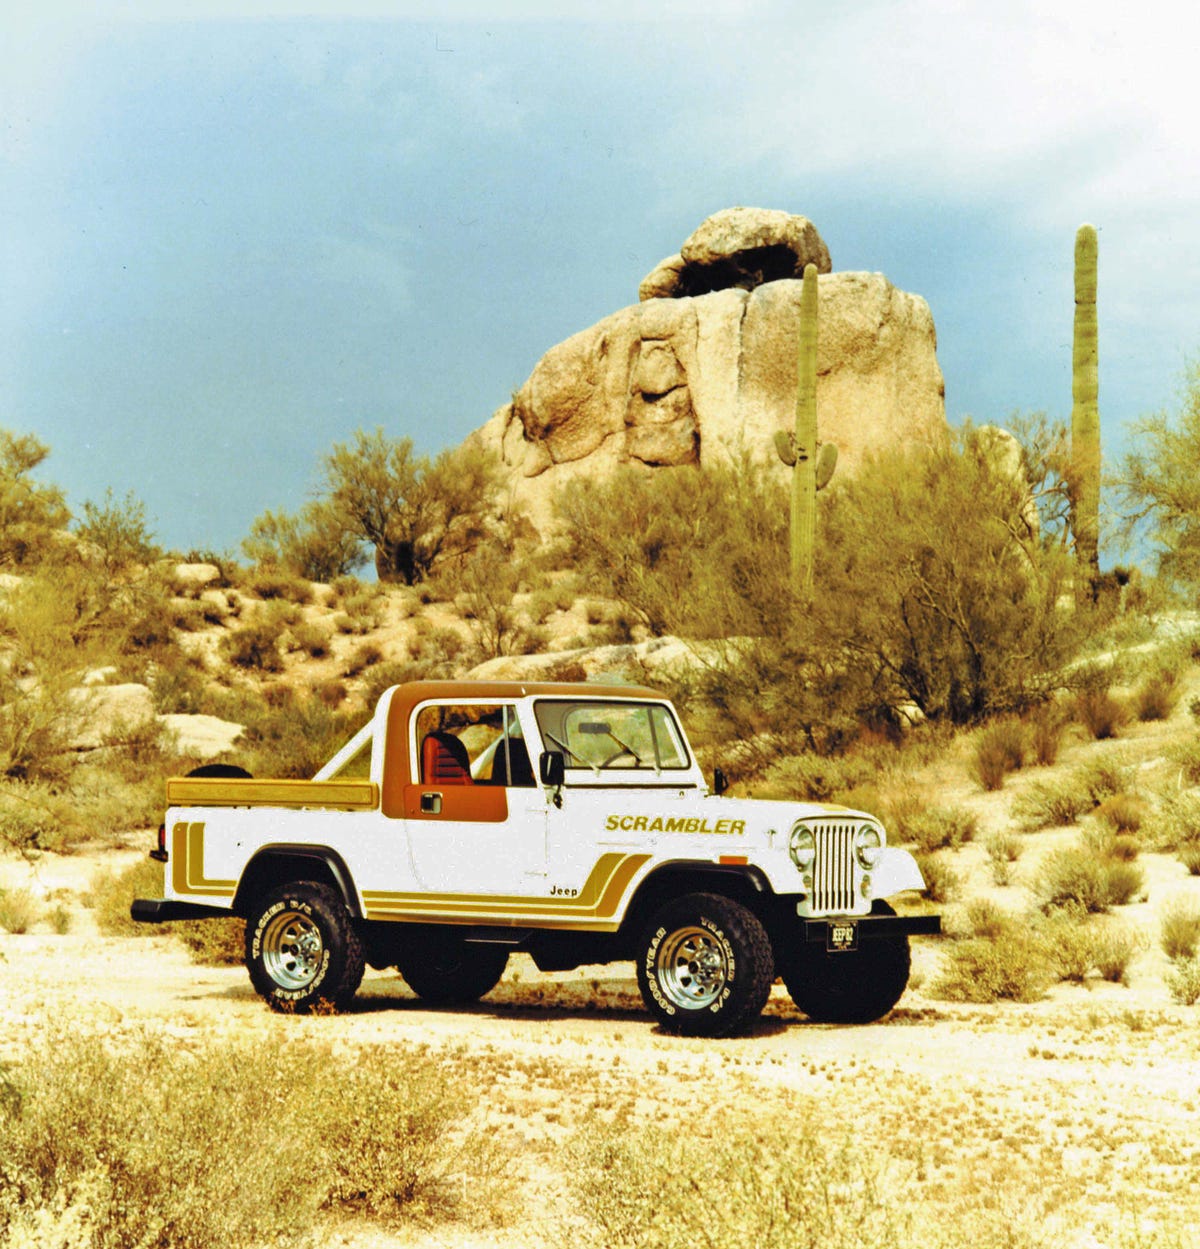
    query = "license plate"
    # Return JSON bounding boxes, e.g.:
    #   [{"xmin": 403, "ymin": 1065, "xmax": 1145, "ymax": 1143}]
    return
[{"xmin": 827, "ymin": 920, "xmax": 858, "ymax": 952}]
